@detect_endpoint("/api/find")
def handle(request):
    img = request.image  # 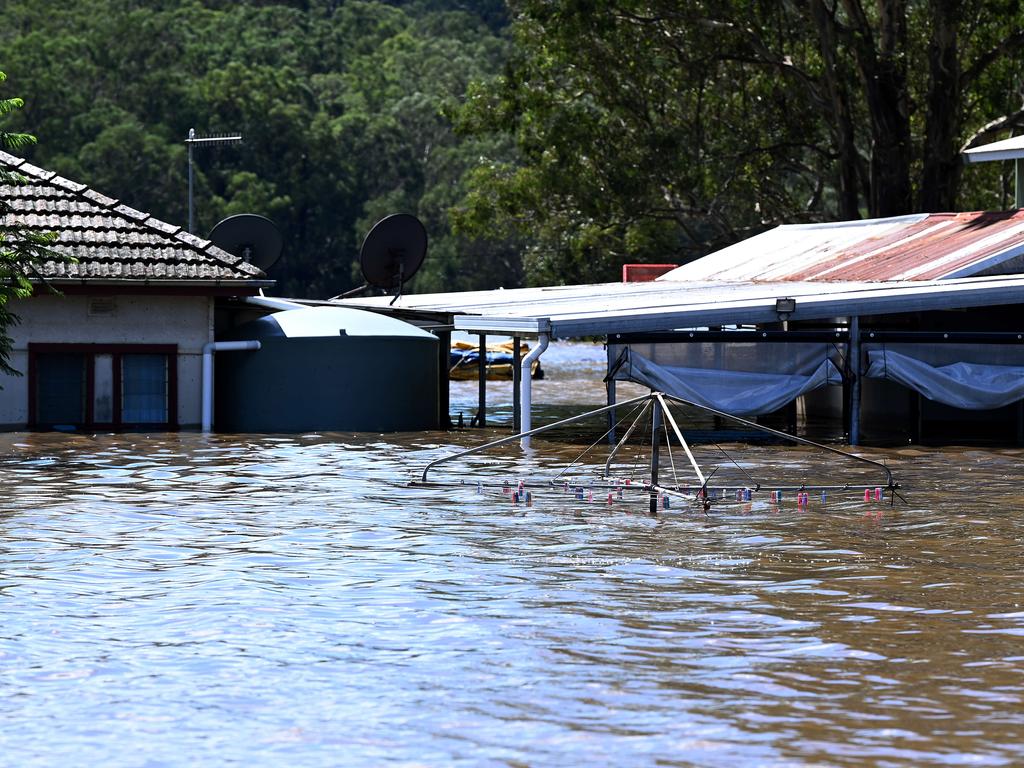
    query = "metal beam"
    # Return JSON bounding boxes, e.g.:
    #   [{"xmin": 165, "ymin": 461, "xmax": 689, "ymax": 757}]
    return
[
  {"xmin": 614, "ymin": 330, "xmax": 849, "ymax": 344},
  {"xmin": 650, "ymin": 397, "xmax": 661, "ymax": 514},
  {"xmin": 512, "ymin": 336, "xmax": 521, "ymax": 432},
  {"xmin": 476, "ymin": 333, "xmax": 486, "ymax": 427},
  {"xmin": 860, "ymin": 330, "xmax": 1024, "ymax": 344},
  {"xmin": 849, "ymin": 316, "xmax": 861, "ymax": 446},
  {"xmin": 435, "ymin": 329, "xmax": 451, "ymax": 430},
  {"xmin": 449, "ymin": 279, "xmax": 1024, "ymax": 339}
]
